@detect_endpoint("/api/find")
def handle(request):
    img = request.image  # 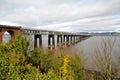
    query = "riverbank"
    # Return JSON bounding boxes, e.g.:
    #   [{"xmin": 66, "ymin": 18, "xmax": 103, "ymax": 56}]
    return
[{"xmin": 0, "ymin": 36, "xmax": 120, "ymax": 80}]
